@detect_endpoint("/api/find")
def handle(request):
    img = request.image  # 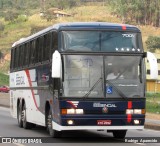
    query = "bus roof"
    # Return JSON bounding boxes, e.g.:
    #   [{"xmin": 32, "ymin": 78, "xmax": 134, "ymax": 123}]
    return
[
  {"xmin": 12, "ymin": 22, "xmax": 140, "ymax": 47},
  {"xmin": 53, "ymin": 22, "xmax": 140, "ymax": 32}
]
